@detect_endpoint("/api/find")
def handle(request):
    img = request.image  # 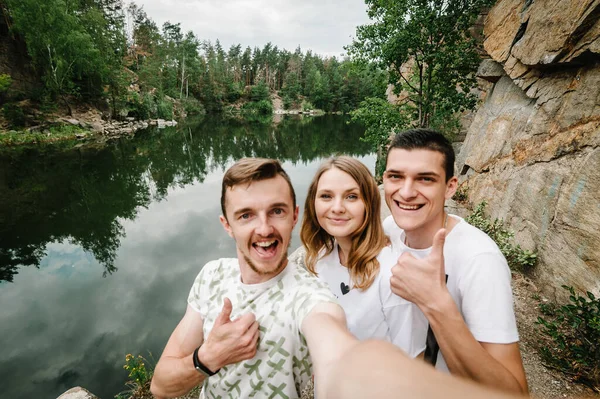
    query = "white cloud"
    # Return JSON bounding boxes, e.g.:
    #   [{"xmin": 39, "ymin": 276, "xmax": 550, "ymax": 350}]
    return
[{"xmin": 129, "ymin": 0, "xmax": 370, "ymax": 57}]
